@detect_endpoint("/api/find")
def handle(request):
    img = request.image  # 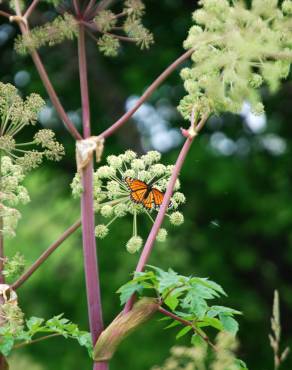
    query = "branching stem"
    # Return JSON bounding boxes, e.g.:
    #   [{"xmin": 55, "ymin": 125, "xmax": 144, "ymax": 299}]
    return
[
  {"xmin": 99, "ymin": 48, "xmax": 194, "ymax": 139},
  {"xmin": 0, "ymin": 10, "xmax": 12, "ymax": 18},
  {"xmin": 12, "ymin": 219, "xmax": 81, "ymax": 290},
  {"xmin": 23, "ymin": 0, "xmax": 40, "ymax": 19}
]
